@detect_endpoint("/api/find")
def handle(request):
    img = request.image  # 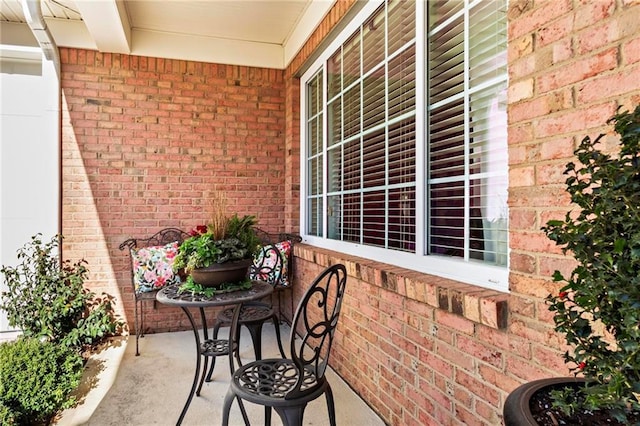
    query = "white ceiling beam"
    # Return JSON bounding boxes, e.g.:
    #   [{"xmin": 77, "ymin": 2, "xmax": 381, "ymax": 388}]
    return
[
  {"xmin": 132, "ymin": 29, "xmax": 283, "ymax": 69},
  {"xmin": 74, "ymin": 0, "xmax": 131, "ymax": 54},
  {"xmin": 0, "ymin": 21, "xmax": 39, "ymax": 47}
]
